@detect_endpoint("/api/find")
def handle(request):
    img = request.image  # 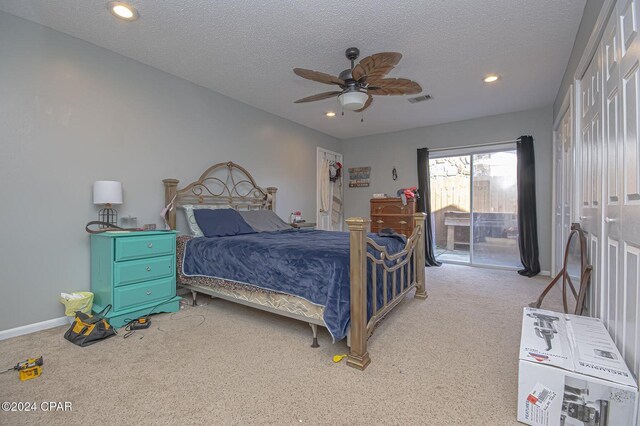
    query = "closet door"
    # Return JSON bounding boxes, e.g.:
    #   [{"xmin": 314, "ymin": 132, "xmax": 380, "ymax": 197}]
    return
[
  {"xmin": 553, "ymin": 128, "xmax": 565, "ymax": 274},
  {"xmin": 553, "ymin": 107, "xmax": 573, "ymax": 275},
  {"xmin": 617, "ymin": 0, "xmax": 640, "ymax": 376},
  {"xmin": 561, "ymin": 112, "xmax": 573, "ymax": 253},
  {"xmin": 579, "ymin": 46, "xmax": 604, "ymax": 318},
  {"xmin": 603, "ymin": 8, "xmax": 623, "ymax": 343}
]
